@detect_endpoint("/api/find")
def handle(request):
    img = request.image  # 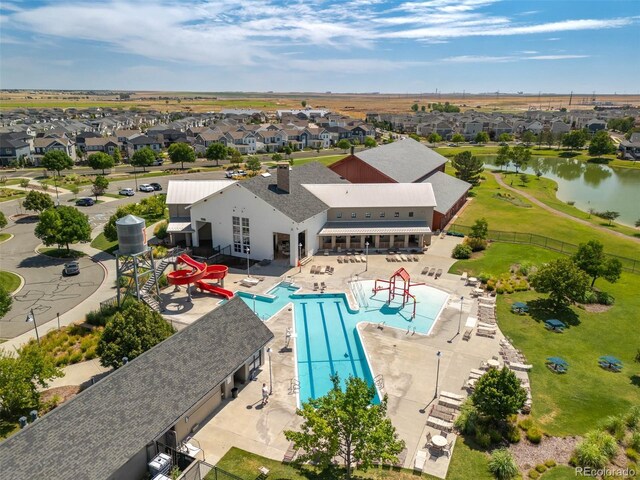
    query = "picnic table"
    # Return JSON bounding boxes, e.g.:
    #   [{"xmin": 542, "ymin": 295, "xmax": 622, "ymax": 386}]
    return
[
  {"xmin": 545, "ymin": 319, "xmax": 566, "ymax": 332},
  {"xmin": 599, "ymin": 355, "xmax": 623, "ymax": 371}
]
